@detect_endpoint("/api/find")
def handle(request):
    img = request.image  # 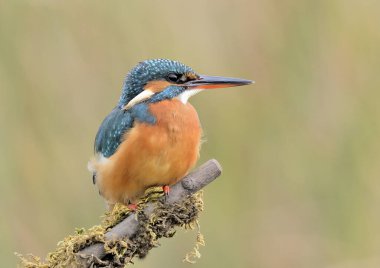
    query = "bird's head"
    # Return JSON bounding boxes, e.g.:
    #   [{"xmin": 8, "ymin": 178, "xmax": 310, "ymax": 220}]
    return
[{"xmin": 118, "ymin": 59, "xmax": 252, "ymax": 109}]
